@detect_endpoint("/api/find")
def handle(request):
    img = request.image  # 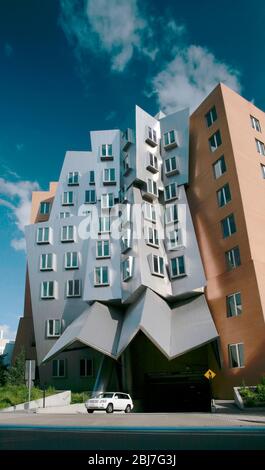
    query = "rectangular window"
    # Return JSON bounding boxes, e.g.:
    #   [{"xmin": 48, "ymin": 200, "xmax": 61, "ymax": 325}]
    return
[
  {"xmin": 171, "ymin": 256, "xmax": 186, "ymax": 278},
  {"xmin": 225, "ymin": 246, "xmax": 241, "ymax": 270},
  {"xmin": 66, "ymin": 279, "xmax": 81, "ymax": 297},
  {"xmin": 52, "ymin": 359, "xmax": 66, "ymax": 377},
  {"xmin": 123, "ymin": 153, "xmax": 131, "ymax": 175},
  {"xmin": 152, "ymin": 255, "xmax": 165, "ymax": 277},
  {"xmin": 251, "ymin": 115, "xmax": 261, "ymax": 132},
  {"xmin": 89, "ymin": 171, "xmax": 95, "ymax": 184},
  {"xmin": 61, "ymin": 225, "xmax": 74, "ymax": 242},
  {"xmin": 121, "ymin": 228, "xmax": 132, "ymax": 253},
  {"xmin": 60, "ymin": 212, "xmax": 70, "ymax": 219},
  {"xmin": 213, "ymin": 155, "xmax": 227, "ymax": 179},
  {"xmin": 99, "ymin": 216, "xmax": 110, "ymax": 233},
  {"xmin": 227, "ymin": 292, "xmax": 242, "ymax": 318},
  {"xmin": 167, "ymin": 229, "xmax": 182, "ymax": 250},
  {"xmin": 80, "ymin": 358, "xmax": 93, "ymax": 377},
  {"xmin": 62, "ymin": 191, "xmax": 74, "ymax": 206},
  {"xmin": 39, "ymin": 202, "xmax": 50, "ymax": 215},
  {"xmin": 261, "ymin": 164, "xmax": 265, "ymax": 179},
  {"xmin": 68, "ymin": 171, "xmax": 79, "ymax": 185},
  {"xmin": 164, "ymin": 183, "xmax": 178, "ymax": 201},
  {"xmin": 65, "ymin": 252, "xmax": 79, "ymax": 269},
  {"xmin": 228, "ymin": 343, "xmax": 244, "ymax": 368},
  {"xmin": 40, "ymin": 253, "xmax": 54, "ymax": 271},
  {"xmin": 47, "ymin": 319, "xmax": 62, "ymax": 338},
  {"xmin": 122, "ymin": 256, "xmax": 134, "ymax": 281},
  {"xmin": 146, "ymin": 226, "xmax": 159, "ymax": 247},
  {"xmin": 165, "ymin": 204, "xmax": 178, "ymax": 224},
  {"xmin": 41, "ymin": 281, "xmax": 55, "ymax": 299},
  {"xmin": 205, "ymin": 106, "xmax": 217, "ymax": 127},
  {"xmin": 209, "ymin": 130, "xmax": 222, "ymax": 152},
  {"xmin": 94, "ymin": 266, "xmax": 109, "ymax": 286},
  {"xmin": 147, "ymin": 178, "xmax": 158, "ymax": 197},
  {"xmin": 101, "ymin": 193, "xmax": 114, "ymax": 209},
  {"xmin": 103, "ymin": 168, "xmax": 116, "ymax": 184},
  {"xmin": 96, "ymin": 240, "xmax": 110, "ymax": 258},
  {"xmin": 164, "ymin": 130, "xmax": 177, "ymax": 149},
  {"xmin": 143, "ymin": 202, "xmax": 156, "ymax": 222},
  {"xmin": 165, "ymin": 156, "xmax": 178, "ymax": 175},
  {"xmin": 85, "ymin": 190, "xmax": 96, "ymax": 203},
  {"xmin": 256, "ymin": 138, "xmax": 265, "ymax": 156},
  {"xmin": 146, "ymin": 126, "xmax": 157, "ymax": 146},
  {"xmin": 101, "ymin": 144, "xmax": 113, "ymax": 159},
  {"xmin": 221, "ymin": 214, "xmax": 237, "ymax": 238},
  {"xmin": 37, "ymin": 227, "xmax": 50, "ymax": 244},
  {"xmin": 146, "ymin": 152, "xmax": 159, "ymax": 172},
  {"xmin": 217, "ymin": 183, "xmax": 231, "ymax": 207}
]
